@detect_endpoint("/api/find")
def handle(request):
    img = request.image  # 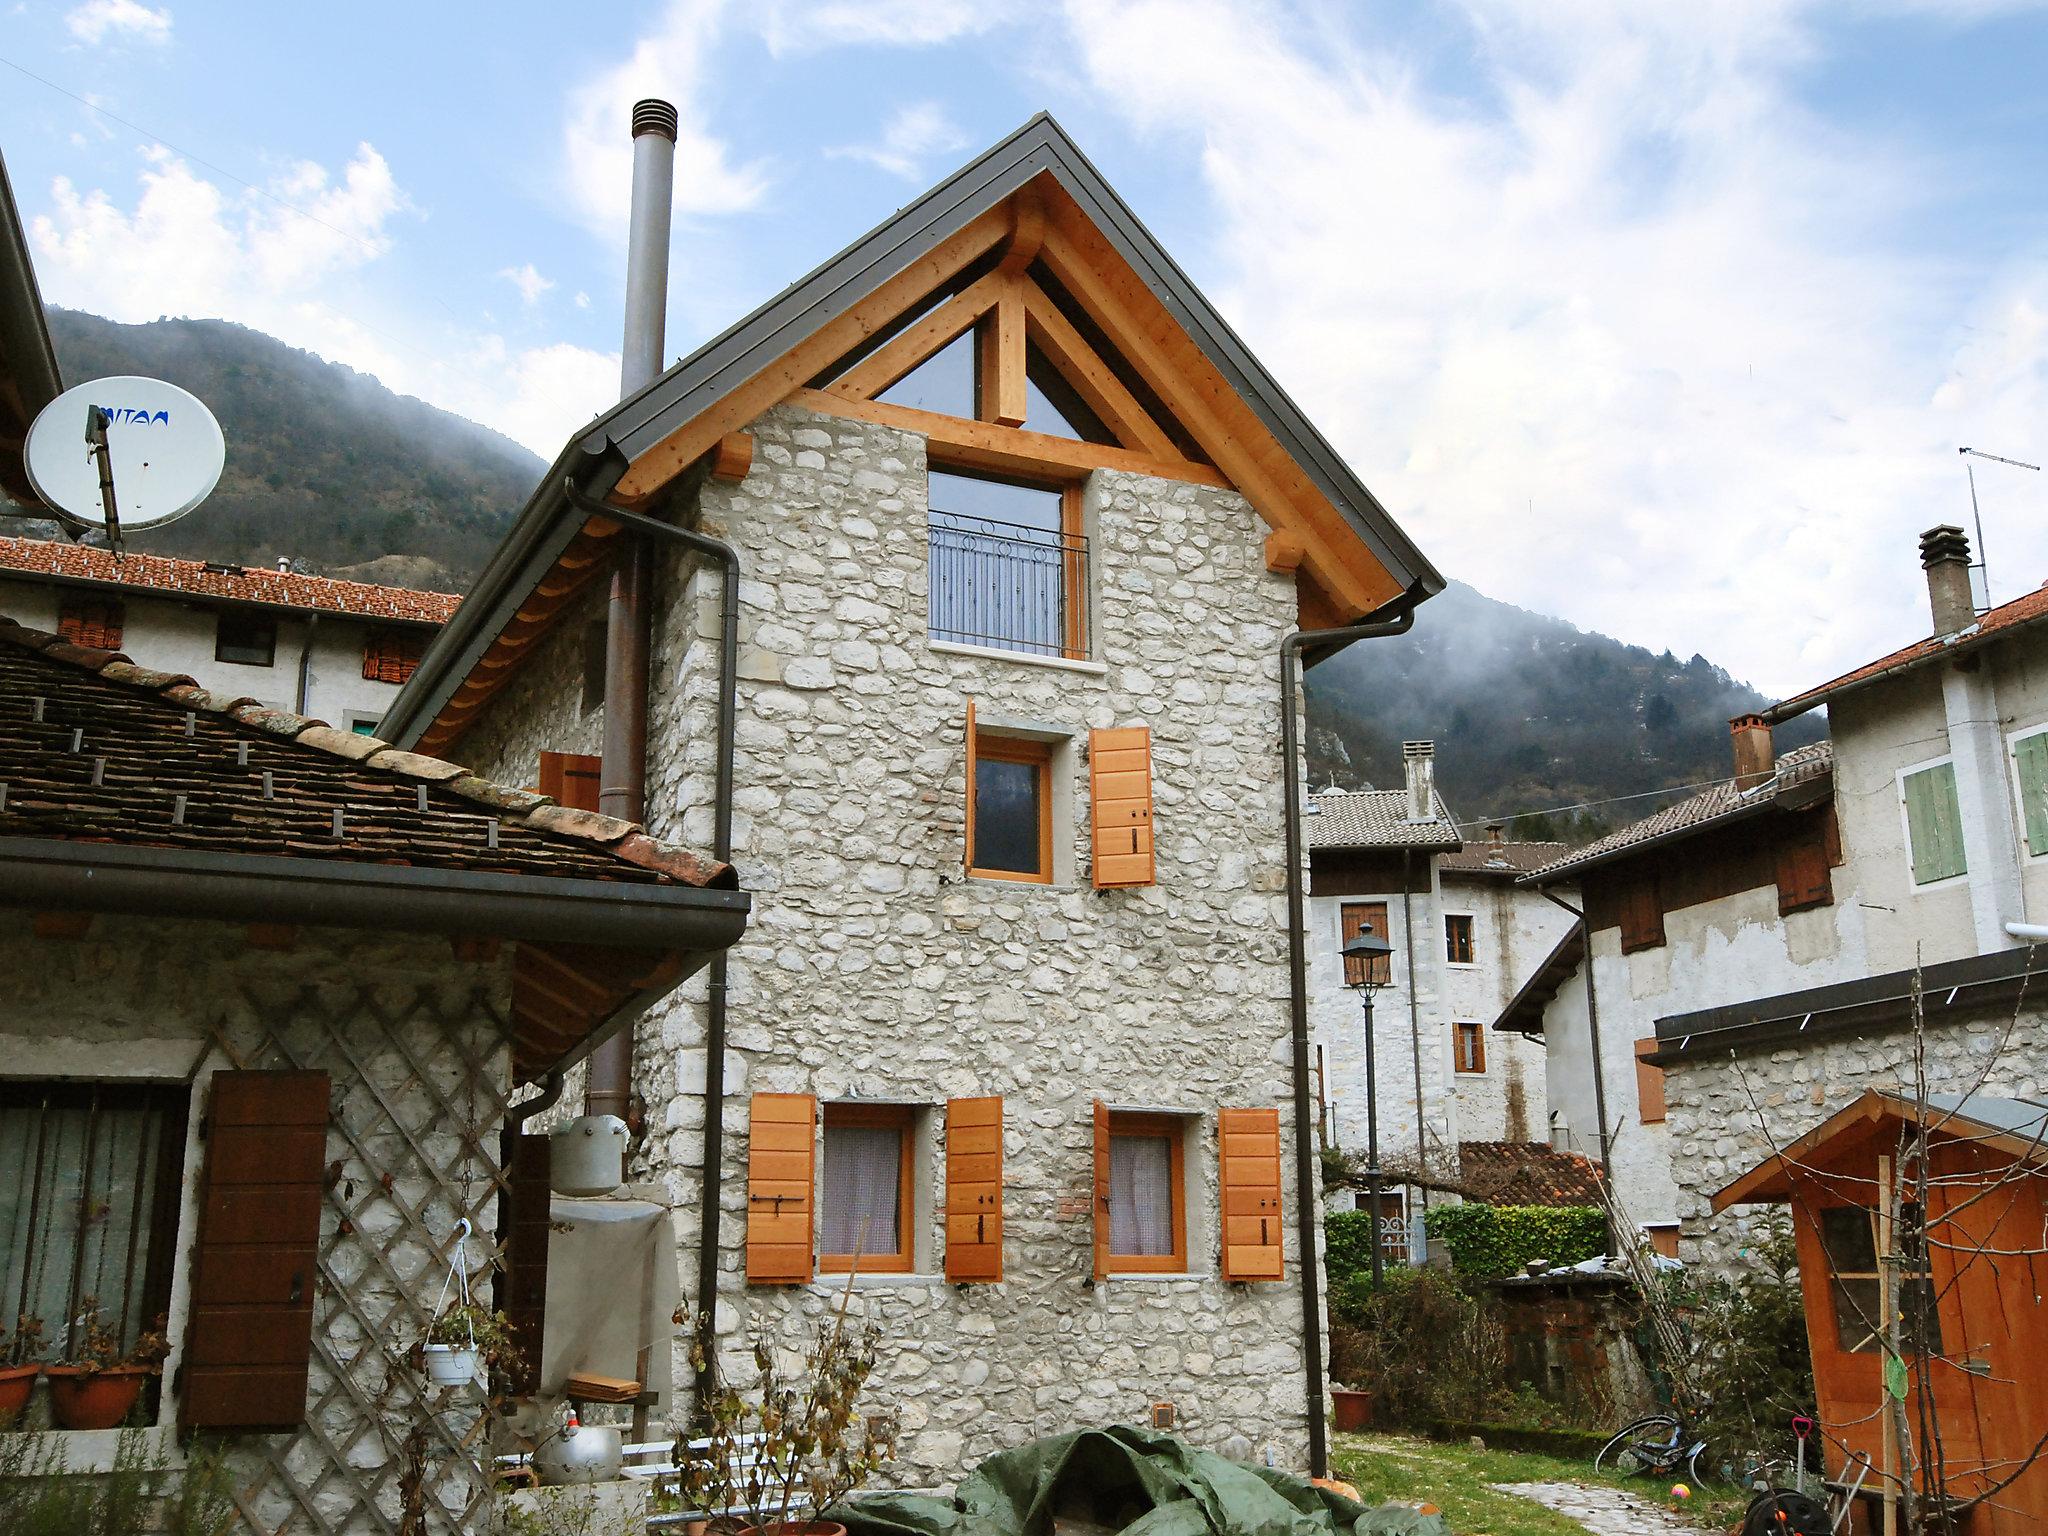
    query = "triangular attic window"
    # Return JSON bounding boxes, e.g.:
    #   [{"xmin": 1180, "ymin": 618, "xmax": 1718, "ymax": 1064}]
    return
[
  {"xmin": 878, "ymin": 329, "xmax": 975, "ymax": 418},
  {"xmin": 1024, "ymin": 343, "xmax": 1115, "ymax": 445}
]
